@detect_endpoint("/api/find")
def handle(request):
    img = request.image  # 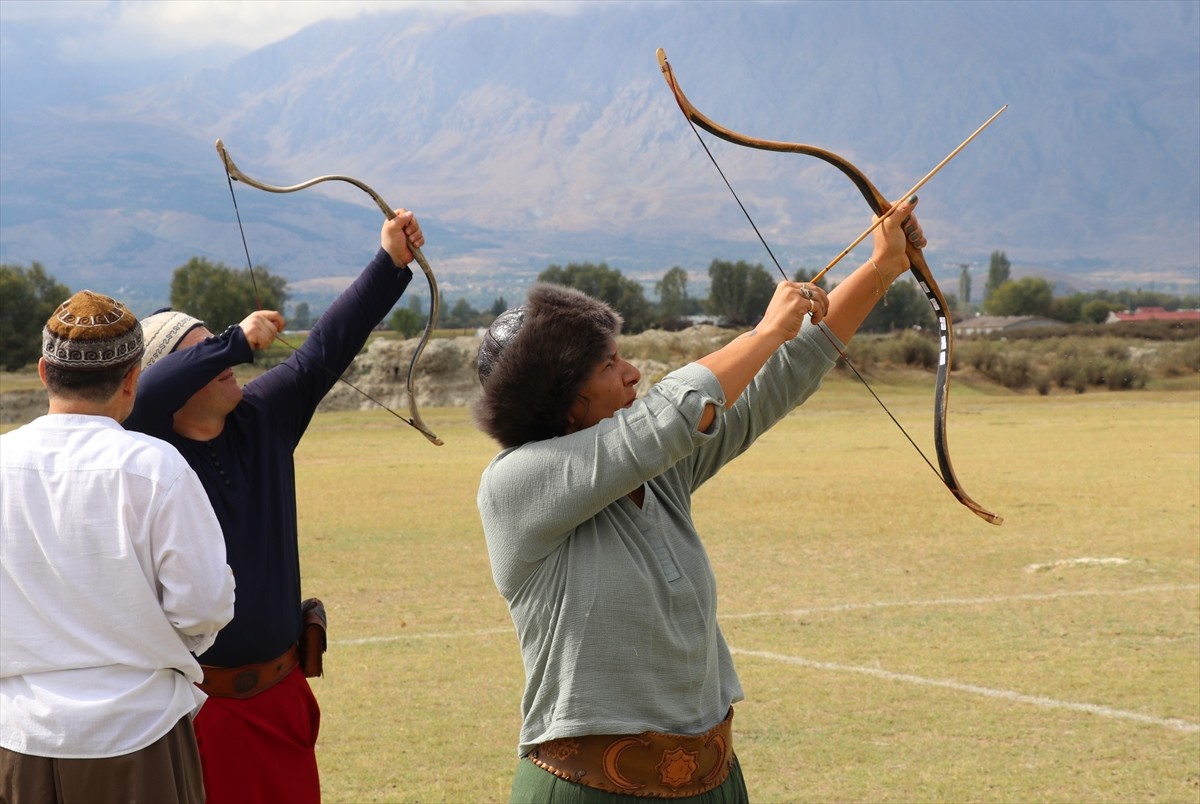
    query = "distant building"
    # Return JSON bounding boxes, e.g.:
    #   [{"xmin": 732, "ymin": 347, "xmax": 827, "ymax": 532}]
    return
[
  {"xmin": 957, "ymin": 315, "xmax": 1067, "ymax": 335},
  {"xmin": 1105, "ymin": 307, "xmax": 1200, "ymax": 324}
]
